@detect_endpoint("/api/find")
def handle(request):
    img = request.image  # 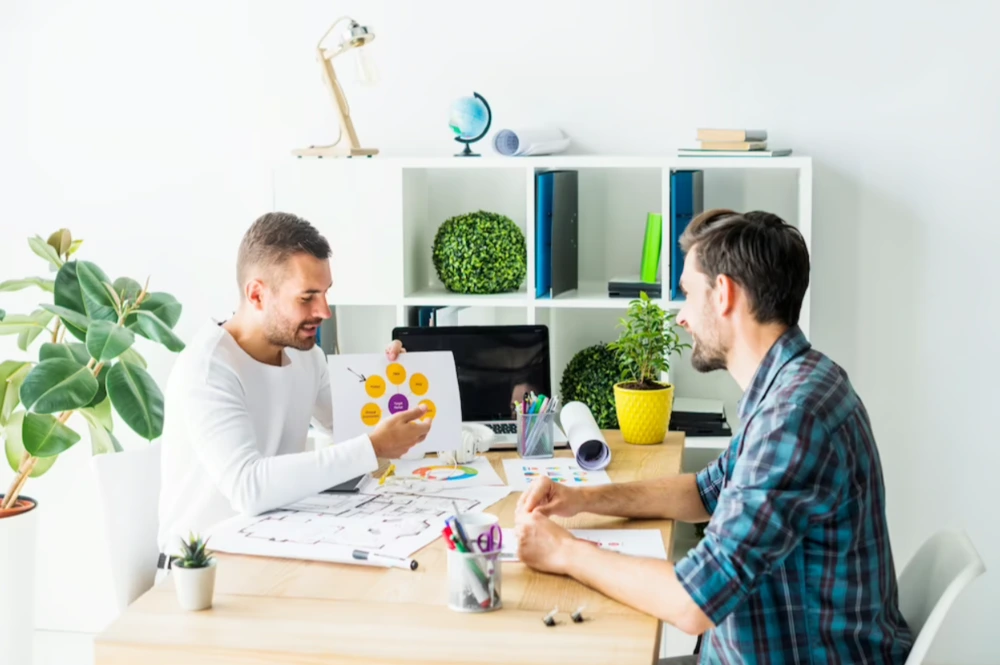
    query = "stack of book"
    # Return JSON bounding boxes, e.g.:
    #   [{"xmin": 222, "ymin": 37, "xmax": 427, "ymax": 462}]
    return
[{"xmin": 678, "ymin": 129, "xmax": 791, "ymax": 157}]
